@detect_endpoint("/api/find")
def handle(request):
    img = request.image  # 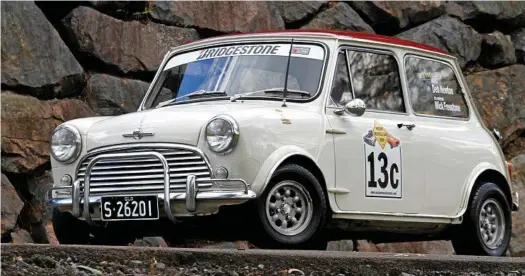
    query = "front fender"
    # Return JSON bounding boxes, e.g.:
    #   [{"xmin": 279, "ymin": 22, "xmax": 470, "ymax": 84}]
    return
[{"xmin": 250, "ymin": 145, "xmax": 317, "ymax": 196}]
